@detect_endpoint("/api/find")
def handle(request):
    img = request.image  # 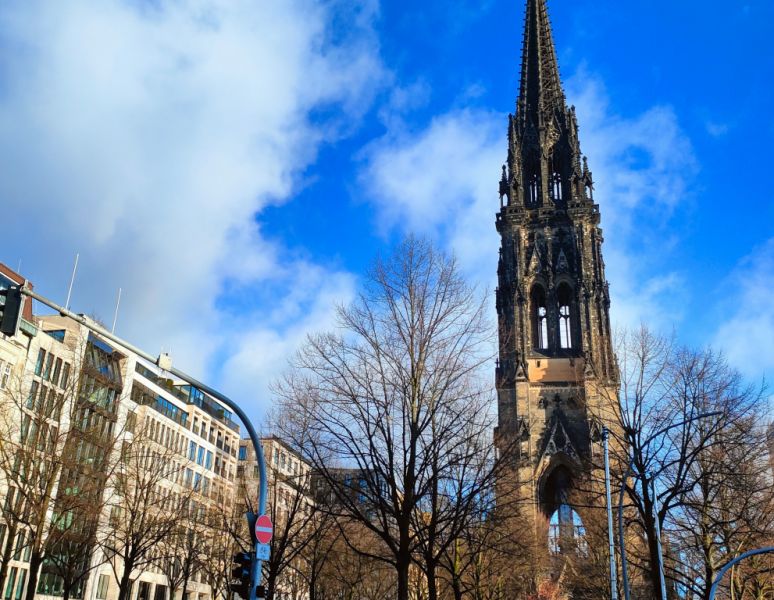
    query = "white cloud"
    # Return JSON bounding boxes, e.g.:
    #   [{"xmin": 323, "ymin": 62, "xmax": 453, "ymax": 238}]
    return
[
  {"xmin": 712, "ymin": 237, "xmax": 774, "ymax": 382},
  {"xmin": 361, "ymin": 70, "xmax": 696, "ymax": 332},
  {"xmin": 361, "ymin": 108, "xmax": 504, "ymax": 282},
  {"xmin": 0, "ymin": 0, "xmax": 384, "ymax": 417}
]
